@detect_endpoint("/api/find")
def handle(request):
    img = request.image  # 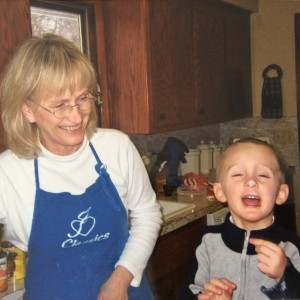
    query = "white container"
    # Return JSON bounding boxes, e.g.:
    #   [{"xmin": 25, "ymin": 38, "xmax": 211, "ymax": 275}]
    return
[
  {"xmin": 177, "ymin": 185, "xmax": 207, "ymax": 203},
  {"xmin": 212, "ymin": 148, "xmax": 221, "ymax": 169},
  {"xmin": 209, "ymin": 141, "xmax": 222, "ymax": 169},
  {"xmin": 179, "ymin": 149, "xmax": 200, "ymax": 175},
  {"xmin": 212, "ymin": 146, "xmax": 222, "ymax": 169},
  {"xmin": 197, "ymin": 141, "xmax": 212, "ymax": 176}
]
